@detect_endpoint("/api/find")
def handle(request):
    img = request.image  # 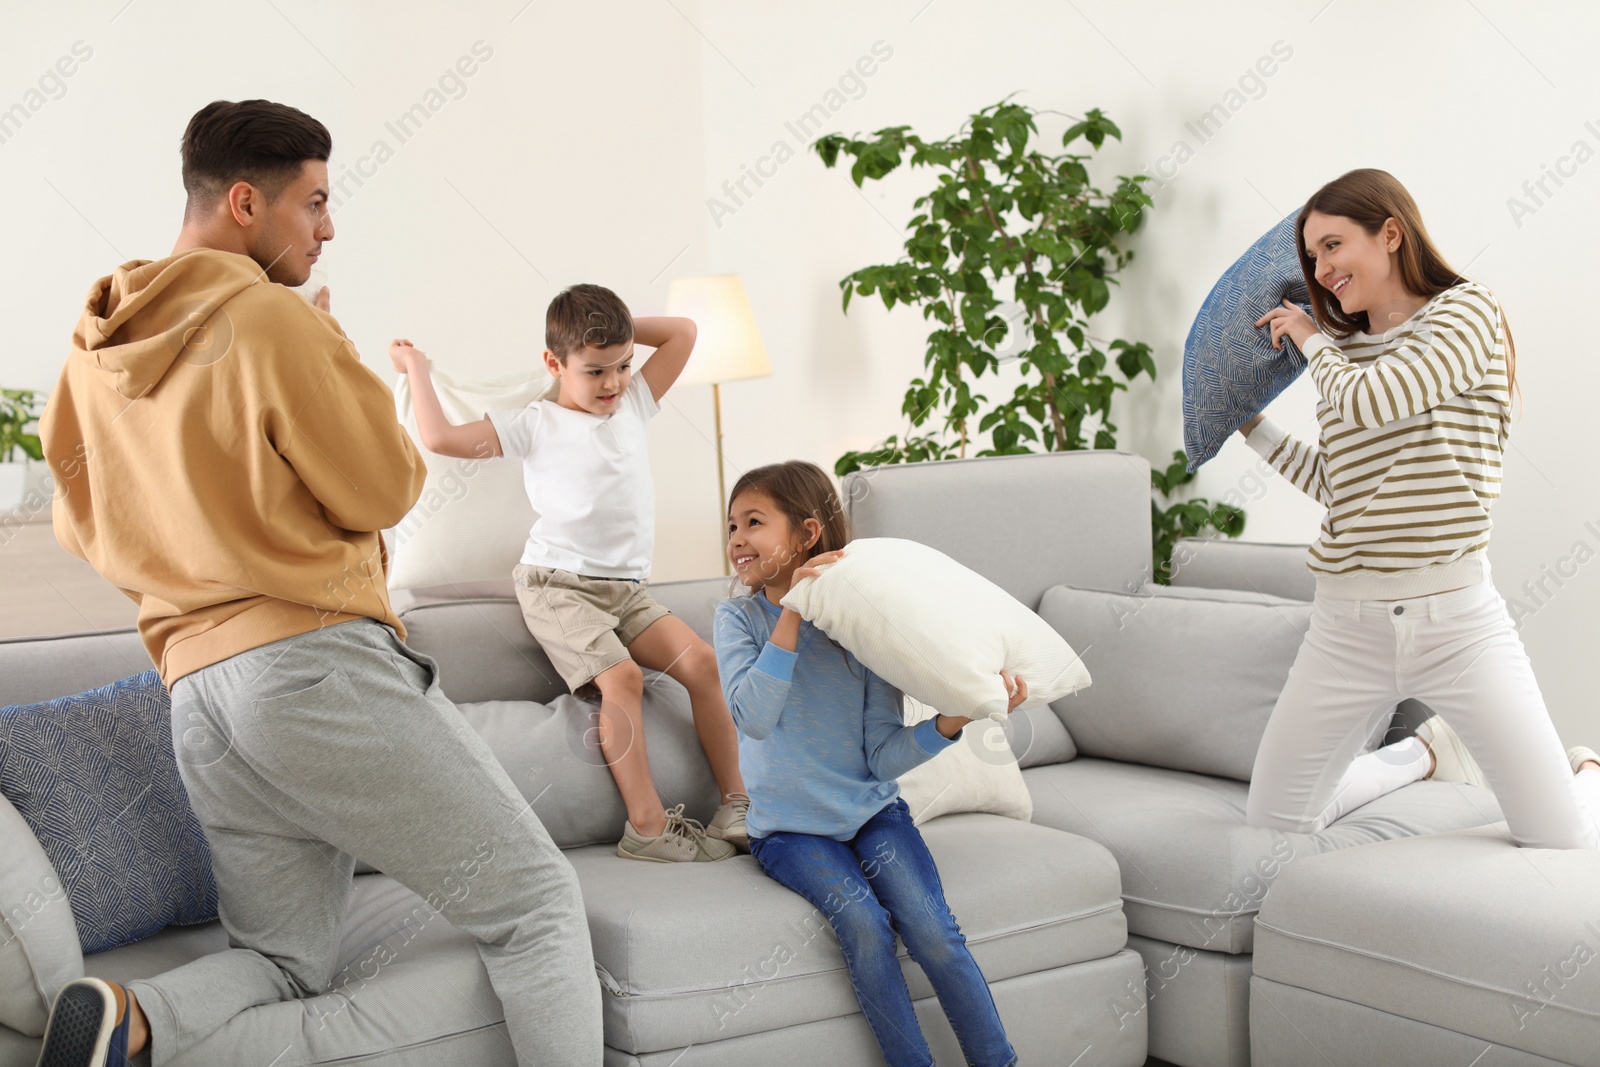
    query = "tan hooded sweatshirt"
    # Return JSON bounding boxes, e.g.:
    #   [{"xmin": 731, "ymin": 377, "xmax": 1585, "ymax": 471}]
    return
[{"xmin": 40, "ymin": 248, "xmax": 426, "ymax": 687}]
